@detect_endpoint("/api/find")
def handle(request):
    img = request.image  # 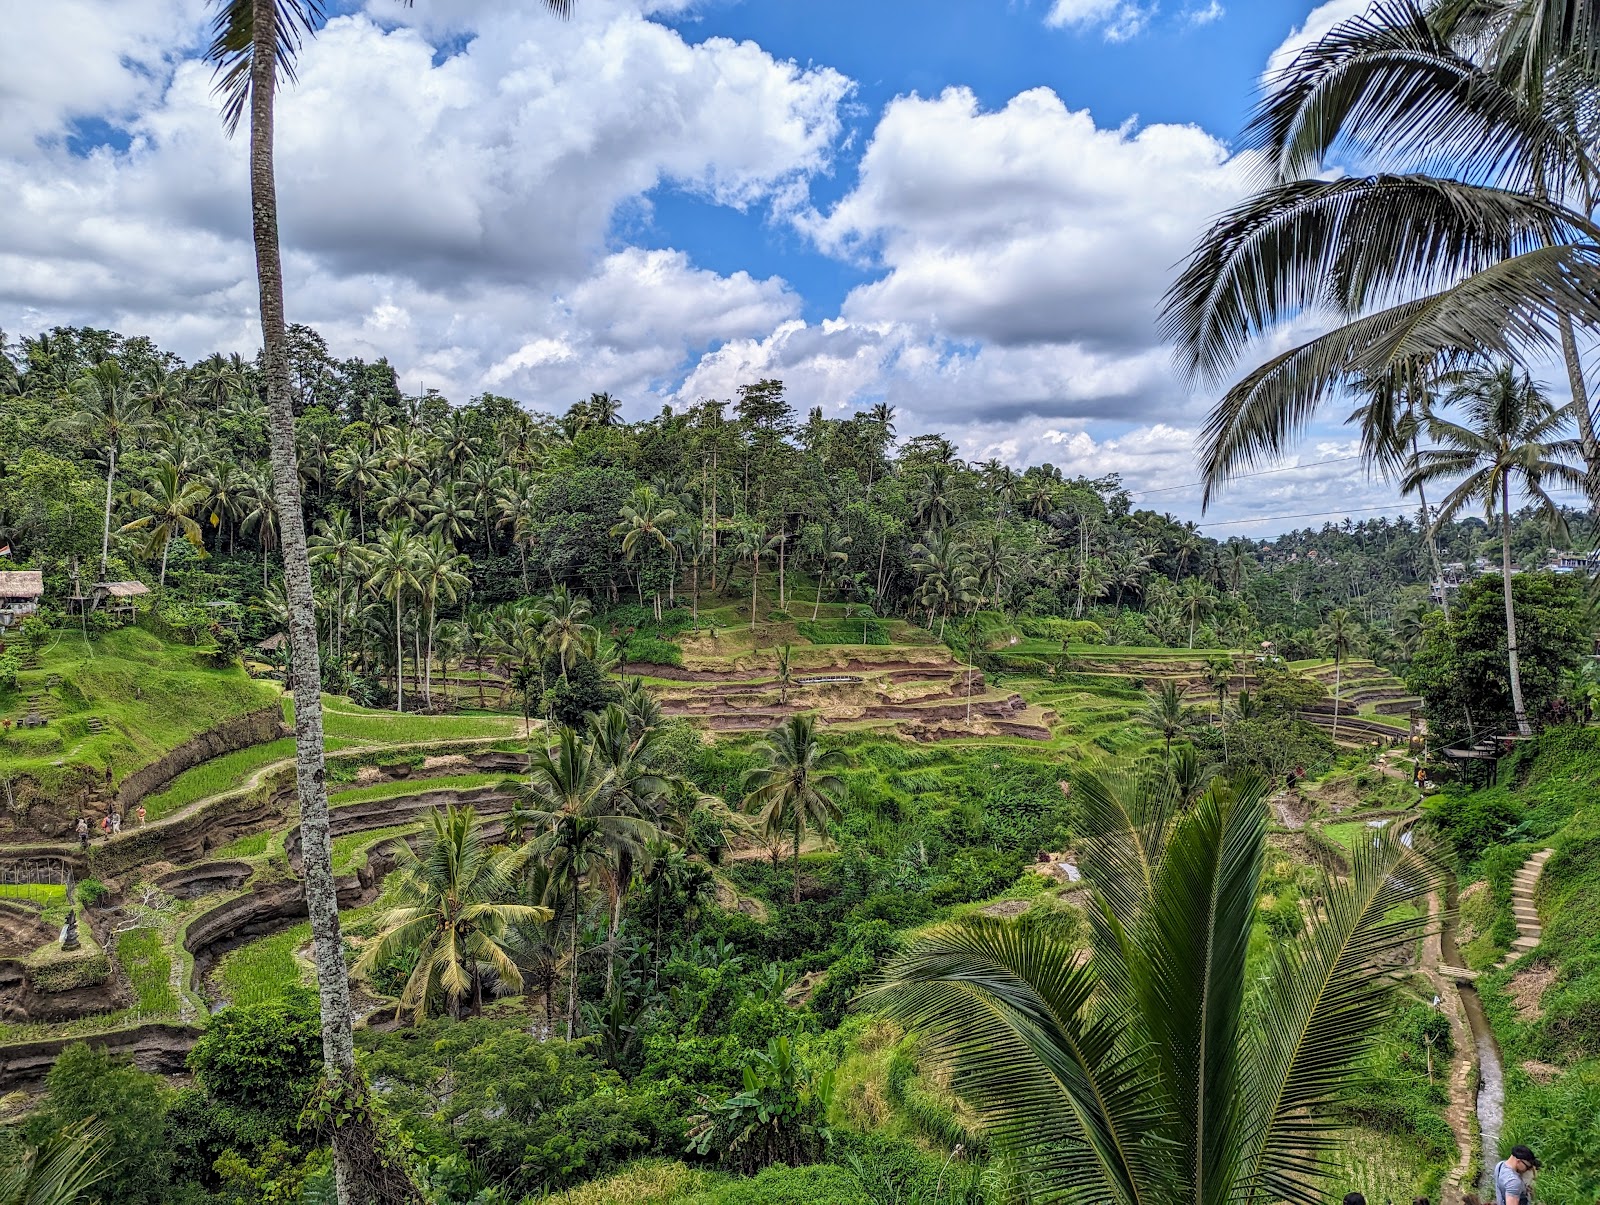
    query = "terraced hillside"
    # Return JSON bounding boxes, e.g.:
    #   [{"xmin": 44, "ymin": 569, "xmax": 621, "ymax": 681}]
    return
[{"xmin": 1293, "ymin": 658, "xmax": 1419, "ymax": 749}]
